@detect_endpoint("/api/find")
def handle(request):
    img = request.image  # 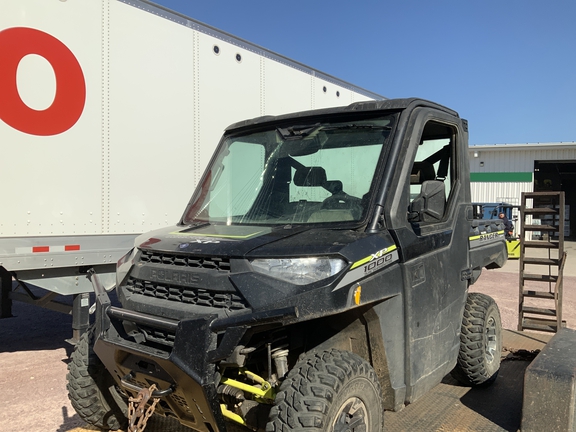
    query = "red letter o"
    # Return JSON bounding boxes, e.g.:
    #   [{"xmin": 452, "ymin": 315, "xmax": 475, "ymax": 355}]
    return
[{"xmin": 0, "ymin": 27, "xmax": 86, "ymax": 136}]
